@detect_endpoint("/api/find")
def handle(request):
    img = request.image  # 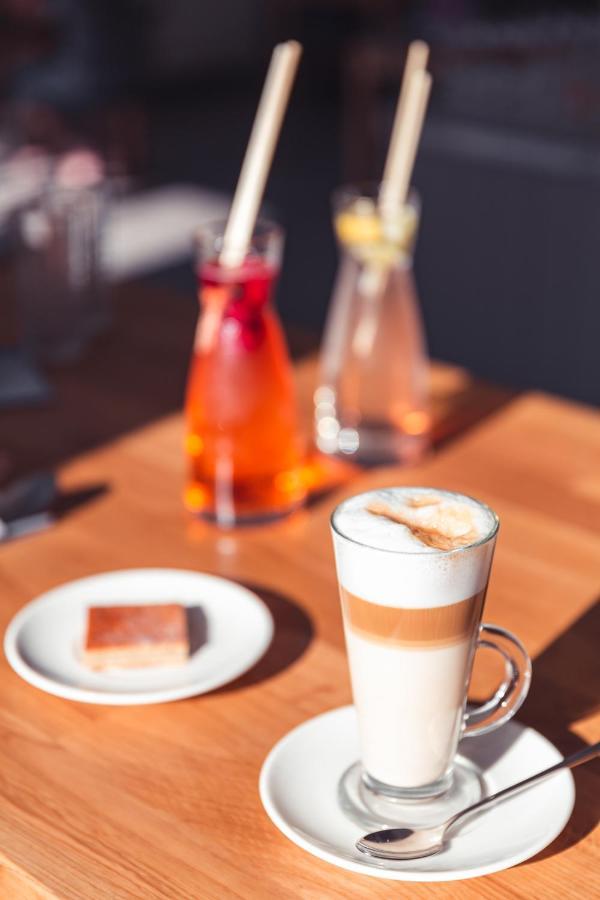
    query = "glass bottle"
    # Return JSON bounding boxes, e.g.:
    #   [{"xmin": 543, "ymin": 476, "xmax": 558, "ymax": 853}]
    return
[
  {"xmin": 18, "ymin": 180, "xmax": 109, "ymax": 365},
  {"xmin": 315, "ymin": 183, "xmax": 430, "ymax": 466},
  {"xmin": 185, "ymin": 220, "xmax": 306, "ymax": 525}
]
